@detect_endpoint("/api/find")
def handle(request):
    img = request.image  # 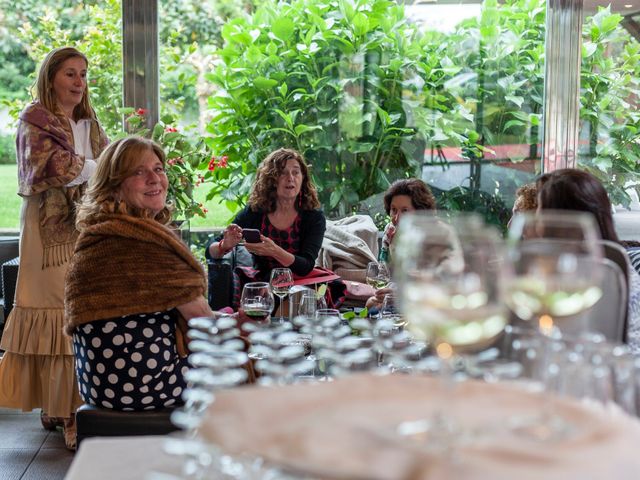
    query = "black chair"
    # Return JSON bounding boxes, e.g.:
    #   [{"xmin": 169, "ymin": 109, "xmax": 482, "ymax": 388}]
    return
[
  {"xmin": 1, "ymin": 256, "xmax": 19, "ymax": 325},
  {"xmin": 207, "ymin": 245, "xmax": 253, "ymax": 310},
  {"xmin": 75, "ymin": 403, "xmax": 179, "ymax": 446}
]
